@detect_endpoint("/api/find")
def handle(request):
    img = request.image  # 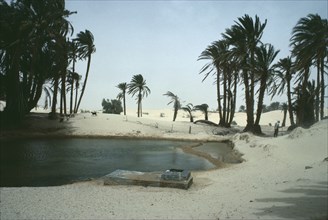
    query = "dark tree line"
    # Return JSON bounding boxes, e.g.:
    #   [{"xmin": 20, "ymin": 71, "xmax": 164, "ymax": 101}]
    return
[{"xmin": 0, "ymin": 0, "xmax": 95, "ymax": 125}]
